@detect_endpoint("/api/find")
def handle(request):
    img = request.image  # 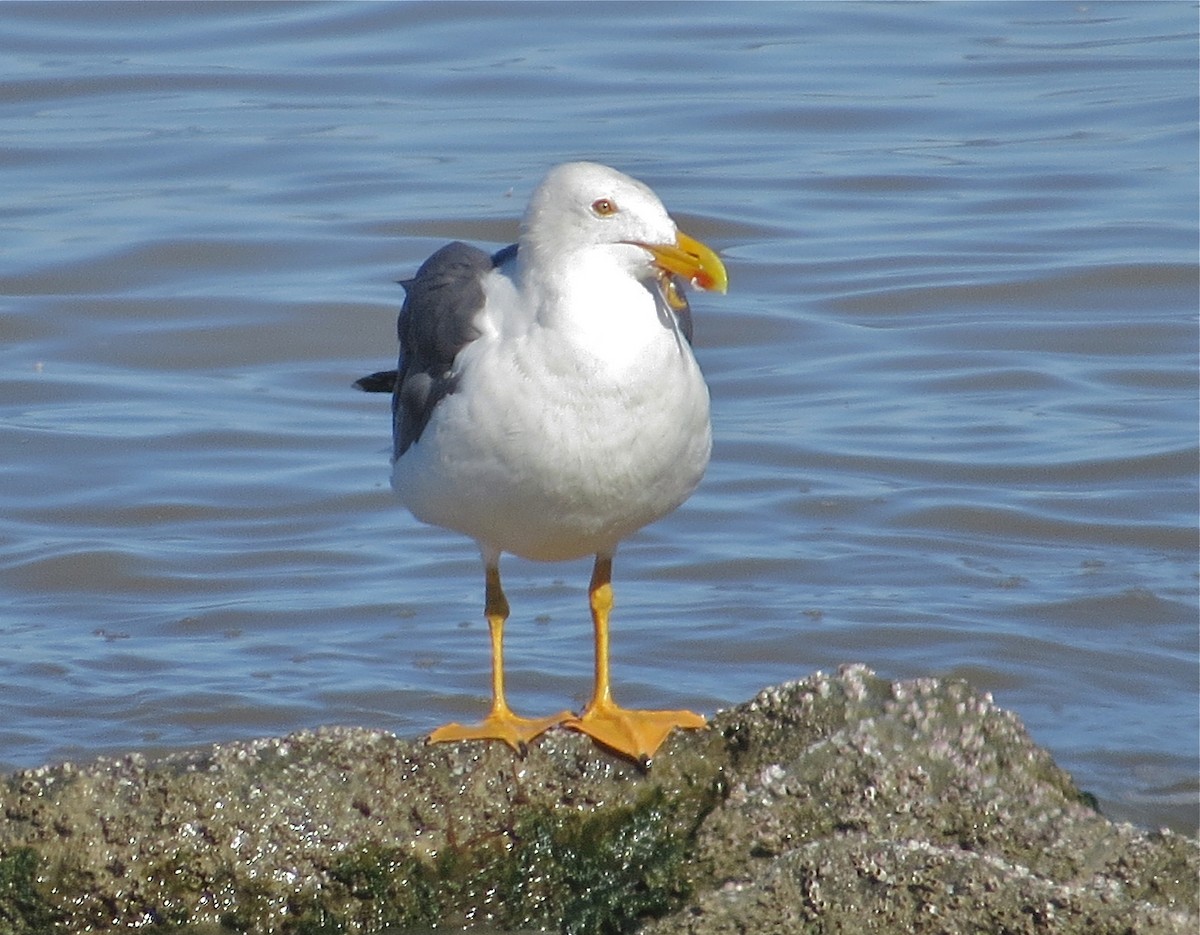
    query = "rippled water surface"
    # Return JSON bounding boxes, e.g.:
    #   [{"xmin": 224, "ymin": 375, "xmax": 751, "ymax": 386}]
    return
[{"xmin": 2, "ymin": 2, "xmax": 1196, "ymax": 833}]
